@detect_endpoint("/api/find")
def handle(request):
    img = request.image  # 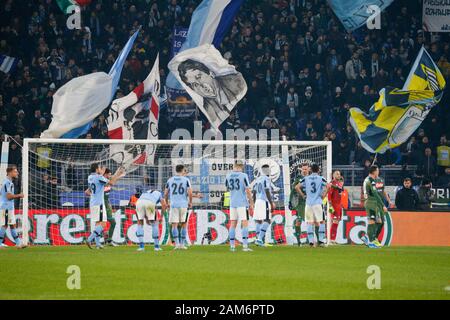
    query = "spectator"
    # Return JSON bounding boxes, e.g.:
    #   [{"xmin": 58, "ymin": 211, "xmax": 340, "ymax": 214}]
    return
[
  {"xmin": 345, "ymin": 51, "xmax": 363, "ymax": 81},
  {"xmin": 417, "ymin": 178, "xmax": 436, "ymax": 211},
  {"xmin": 418, "ymin": 148, "xmax": 437, "ymax": 183},
  {"xmin": 437, "ymin": 167, "xmax": 450, "ymax": 188},
  {"xmin": 395, "ymin": 178, "xmax": 419, "ymax": 211}
]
